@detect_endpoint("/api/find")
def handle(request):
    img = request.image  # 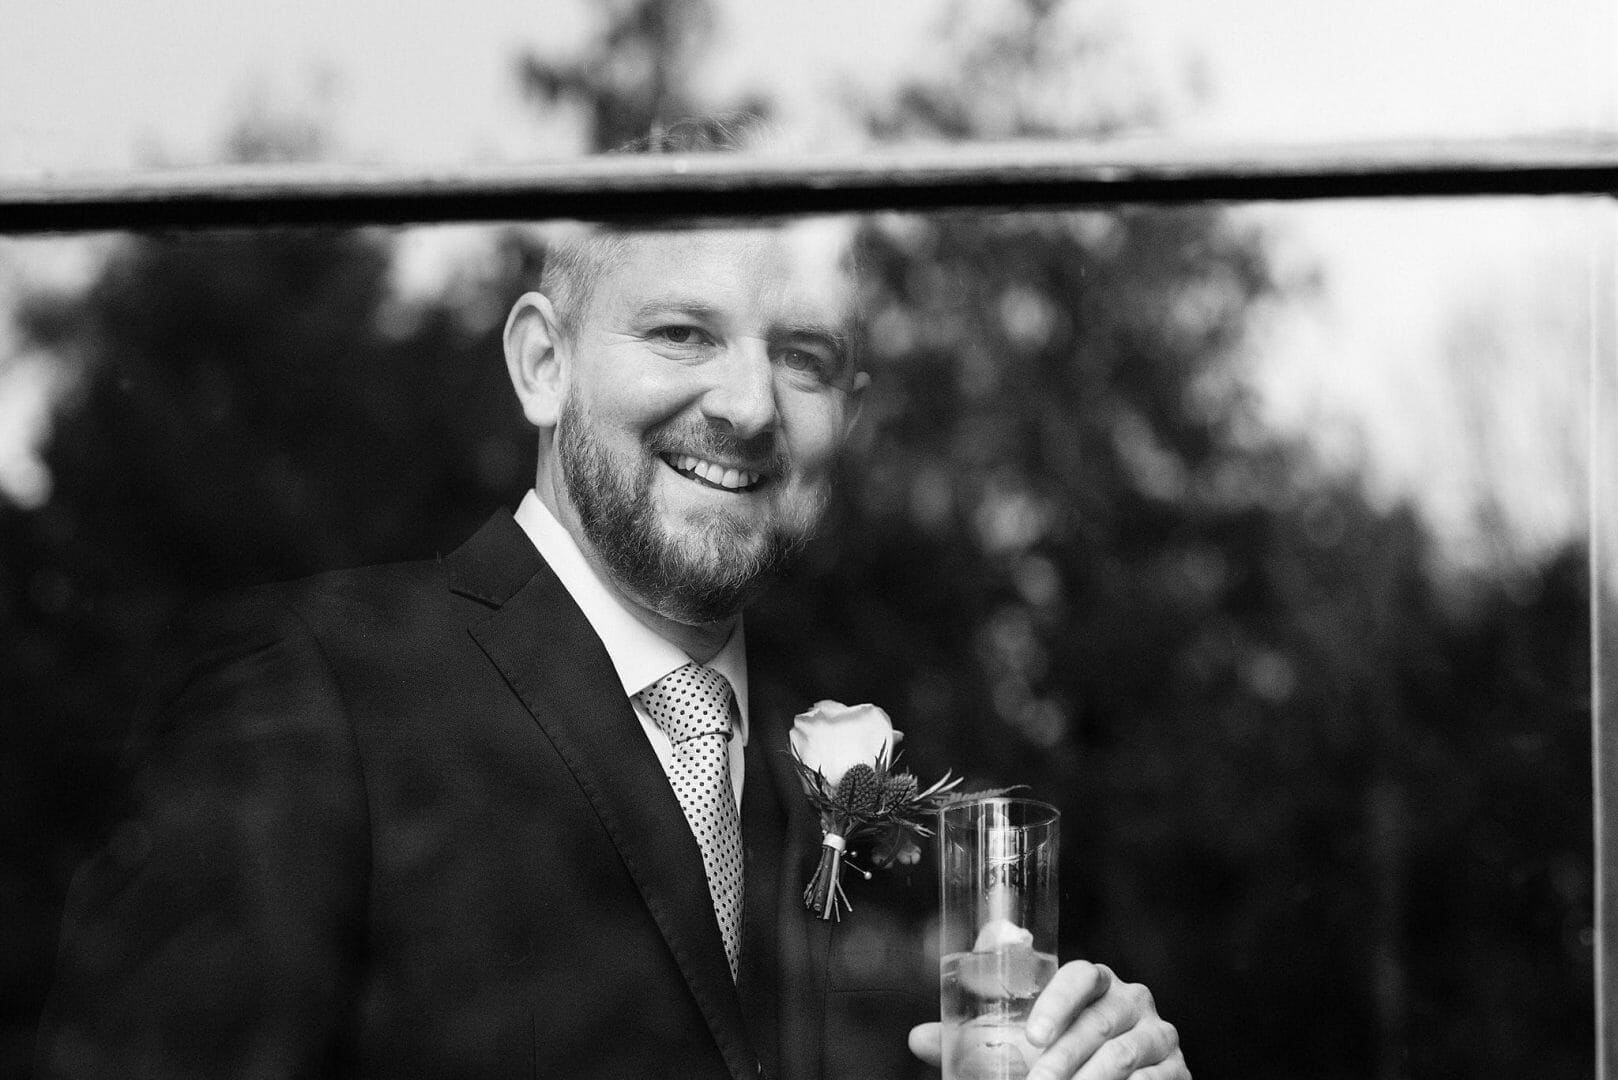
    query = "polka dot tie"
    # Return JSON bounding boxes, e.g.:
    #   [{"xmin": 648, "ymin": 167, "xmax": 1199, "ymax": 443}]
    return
[{"xmin": 638, "ymin": 663, "xmax": 744, "ymax": 983}]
